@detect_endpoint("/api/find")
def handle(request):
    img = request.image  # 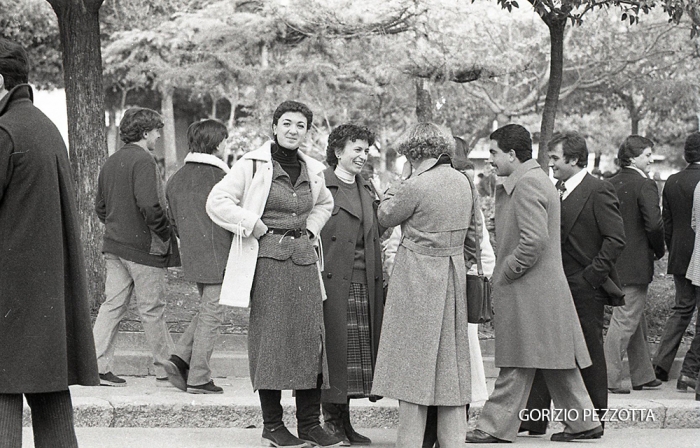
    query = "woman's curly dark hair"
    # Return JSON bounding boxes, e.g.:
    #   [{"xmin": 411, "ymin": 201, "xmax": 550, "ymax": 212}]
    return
[
  {"xmin": 396, "ymin": 122, "xmax": 455, "ymax": 161},
  {"xmin": 325, "ymin": 124, "xmax": 375, "ymax": 167}
]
